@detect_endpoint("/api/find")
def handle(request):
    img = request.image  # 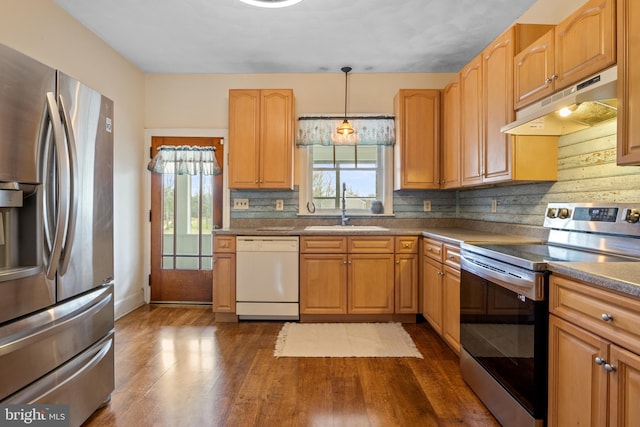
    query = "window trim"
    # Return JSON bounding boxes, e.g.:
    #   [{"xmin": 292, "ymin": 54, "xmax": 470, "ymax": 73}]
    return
[{"xmin": 298, "ymin": 145, "xmax": 394, "ymax": 216}]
